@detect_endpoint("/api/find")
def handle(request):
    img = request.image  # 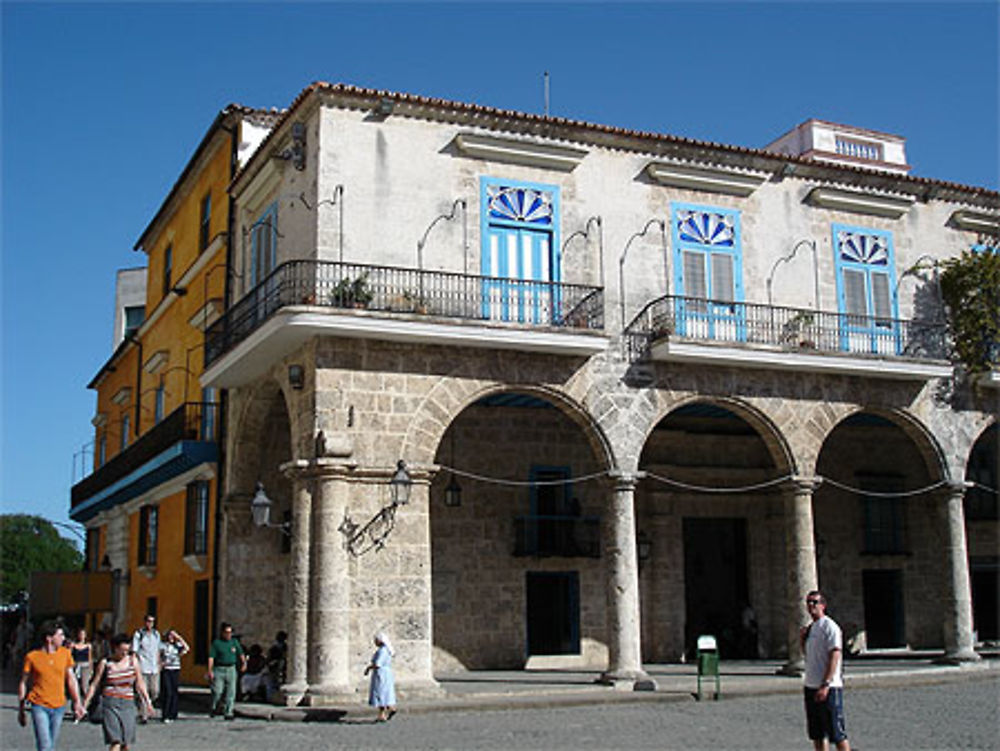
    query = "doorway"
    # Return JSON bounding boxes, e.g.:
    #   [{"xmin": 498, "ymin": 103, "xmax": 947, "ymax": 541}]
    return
[
  {"xmin": 862, "ymin": 569, "xmax": 905, "ymax": 647},
  {"xmin": 525, "ymin": 571, "xmax": 579, "ymax": 656},
  {"xmin": 971, "ymin": 560, "xmax": 999, "ymax": 642},
  {"xmin": 682, "ymin": 517, "xmax": 751, "ymax": 658}
]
